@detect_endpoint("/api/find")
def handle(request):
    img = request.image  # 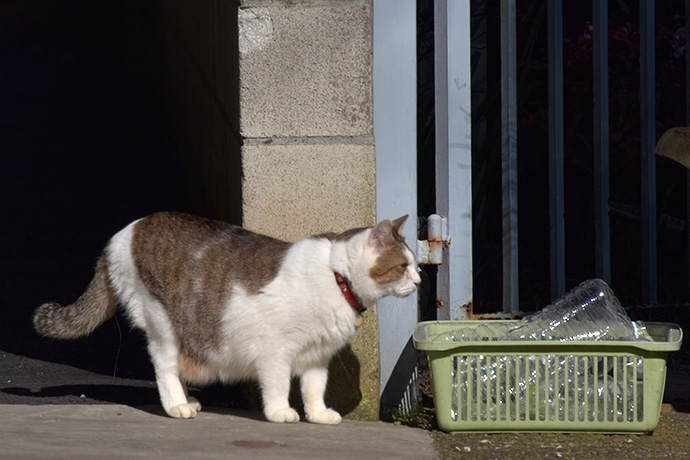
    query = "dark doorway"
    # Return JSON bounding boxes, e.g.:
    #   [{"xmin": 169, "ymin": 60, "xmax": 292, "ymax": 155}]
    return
[{"xmin": 0, "ymin": 1, "xmax": 193, "ymax": 379}]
